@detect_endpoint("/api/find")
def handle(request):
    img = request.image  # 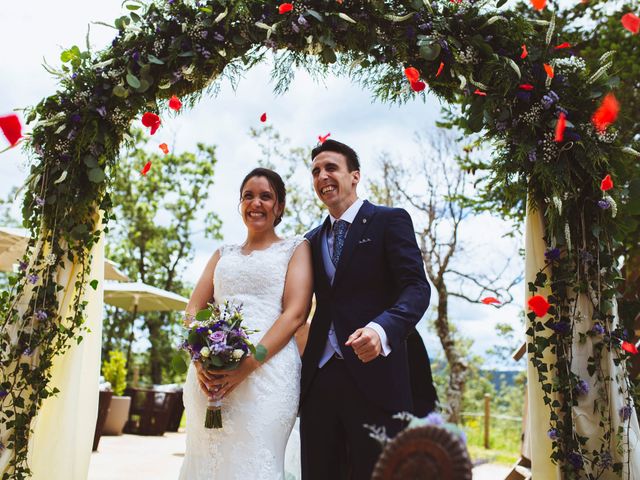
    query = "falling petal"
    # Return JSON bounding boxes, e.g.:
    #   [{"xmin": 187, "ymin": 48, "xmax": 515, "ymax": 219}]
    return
[
  {"xmin": 554, "ymin": 42, "xmax": 571, "ymax": 49},
  {"xmin": 621, "ymin": 13, "xmax": 640, "ymax": 34},
  {"xmin": 404, "ymin": 67, "xmax": 420, "ymax": 83},
  {"xmin": 481, "ymin": 297, "xmax": 501, "ymax": 305},
  {"xmin": 410, "ymin": 80, "xmax": 426, "ymax": 92},
  {"xmin": 555, "ymin": 112, "xmax": 566, "ymax": 142},
  {"xmin": 474, "ymin": 89, "xmax": 487, "ymax": 96},
  {"xmin": 0, "ymin": 114, "xmax": 23, "ymax": 146},
  {"xmin": 278, "ymin": 3, "xmax": 293, "ymax": 14},
  {"xmin": 318, "ymin": 133, "xmax": 331, "ymax": 144},
  {"xmin": 435, "ymin": 62, "xmax": 444, "ymax": 78},
  {"xmin": 168, "ymin": 95, "xmax": 182, "ymax": 111},
  {"xmin": 530, "ymin": 0, "xmax": 546, "ymax": 10},
  {"xmin": 600, "ymin": 174, "xmax": 613, "ymax": 191},
  {"xmin": 260, "ymin": 112, "xmax": 267, "ymax": 122},
  {"xmin": 159, "ymin": 143, "xmax": 169, "ymax": 154},
  {"xmin": 544, "ymin": 63, "xmax": 554, "ymax": 78},
  {"xmin": 140, "ymin": 161, "xmax": 152, "ymax": 176},
  {"xmin": 591, "ymin": 93, "xmax": 619, "ymax": 132},
  {"xmin": 520, "ymin": 44, "xmax": 528, "ymax": 59},
  {"xmin": 528, "ymin": 295, "xmax": 551, "ymax": 317}
]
